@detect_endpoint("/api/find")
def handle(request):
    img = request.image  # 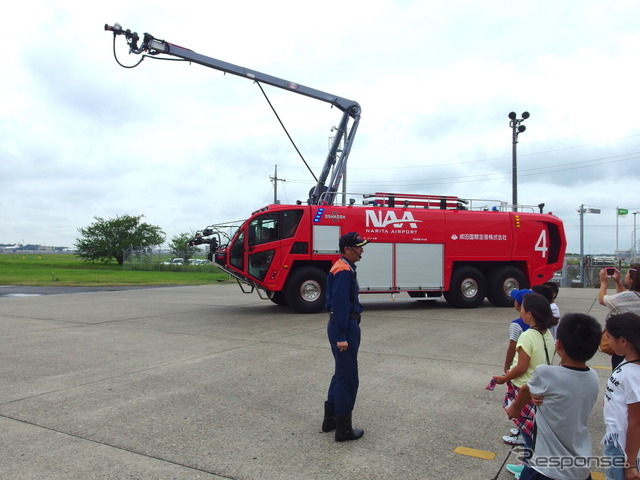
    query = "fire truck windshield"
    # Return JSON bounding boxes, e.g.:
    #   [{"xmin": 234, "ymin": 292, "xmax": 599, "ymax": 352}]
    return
[
  {"xmin": 249, "ymin": 214, "xmax": 279, "ymax": 246},
  {"xmin": 247, "ymin": 210, "xmax": 303, "ymax": 246}
]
